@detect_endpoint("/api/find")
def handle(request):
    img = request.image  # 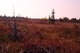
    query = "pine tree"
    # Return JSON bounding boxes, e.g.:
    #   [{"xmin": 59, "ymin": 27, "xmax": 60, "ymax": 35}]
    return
[{"xmin": 49, "ymin": 9, "xmax": 55, "ymax": 23}]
